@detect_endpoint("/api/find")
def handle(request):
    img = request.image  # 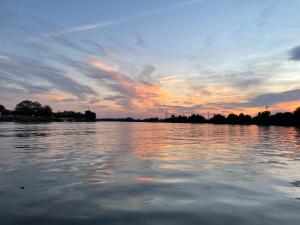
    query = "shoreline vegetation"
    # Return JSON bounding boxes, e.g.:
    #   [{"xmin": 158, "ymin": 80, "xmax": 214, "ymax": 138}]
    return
[
  {"xmin": 1, "ymin": 100, "xmax": 300, "ymax": 126},
  {"xmin": 0, "ymin": 100, "xmax": 96, "ymax": 122}
]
